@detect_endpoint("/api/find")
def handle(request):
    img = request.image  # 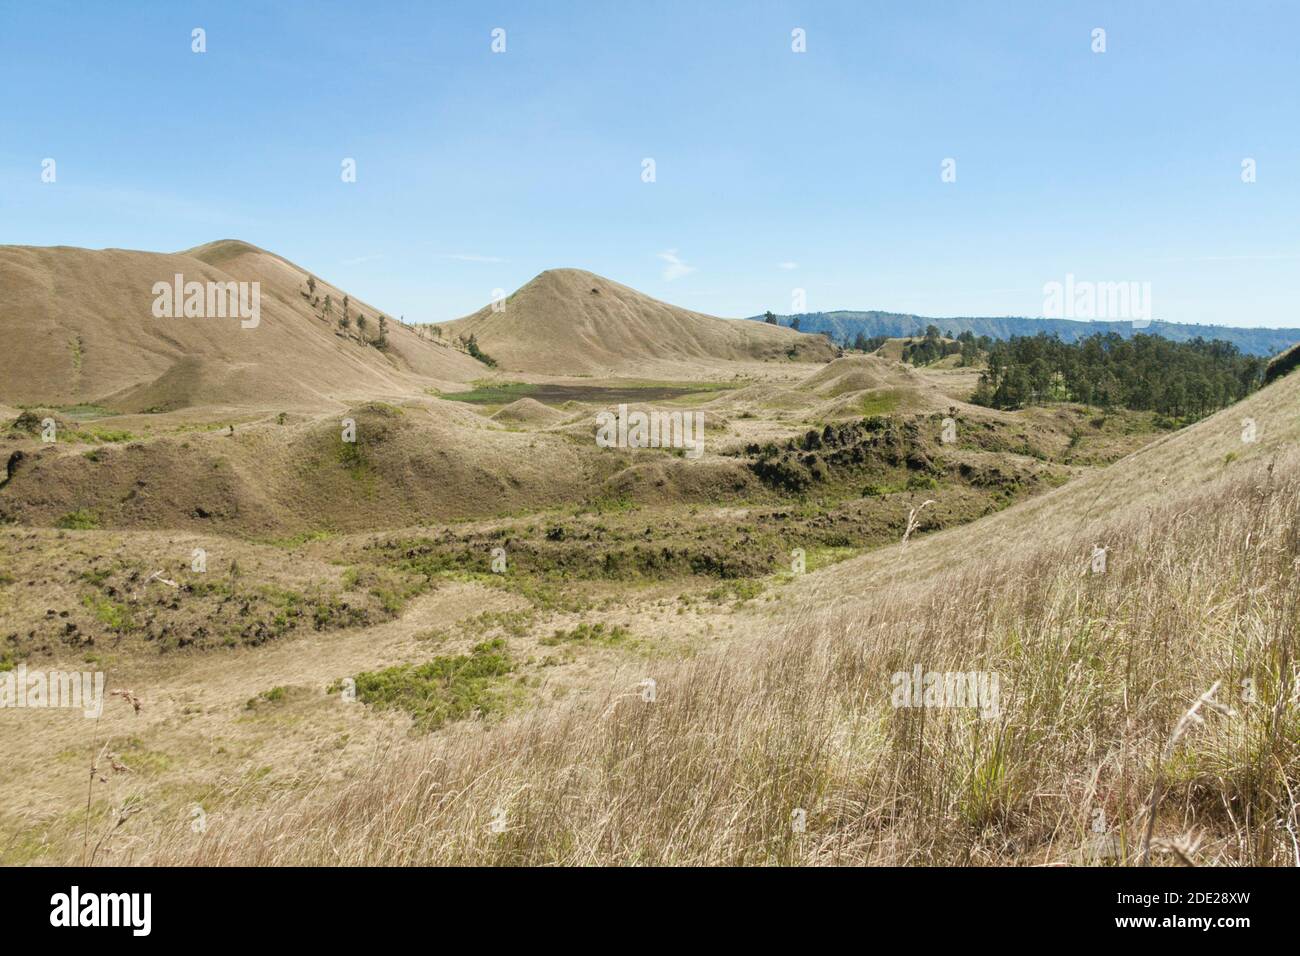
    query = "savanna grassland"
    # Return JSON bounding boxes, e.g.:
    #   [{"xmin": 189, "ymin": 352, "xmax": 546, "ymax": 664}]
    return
[{"xmin": 2, "ymin": 242, "xmax": 1296, "ymax": 867}]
